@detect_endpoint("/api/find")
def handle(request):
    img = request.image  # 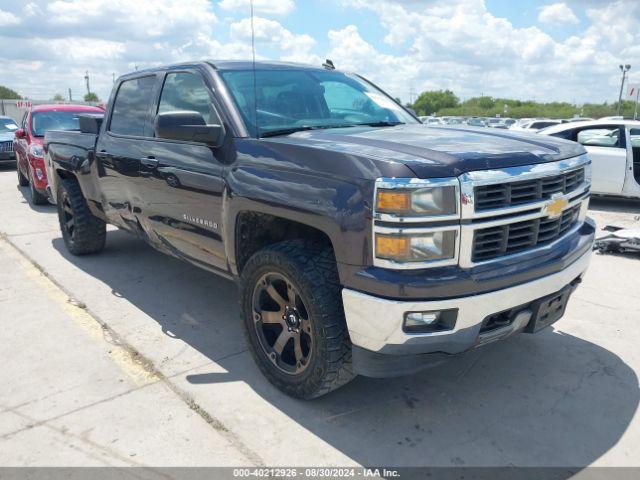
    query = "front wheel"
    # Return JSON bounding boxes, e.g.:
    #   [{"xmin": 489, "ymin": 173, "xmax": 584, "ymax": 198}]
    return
[
  {"xmin": 28, "ymin": 167, "xmax": 48, "ymax": 205},
  {"xmin": 17, "ymin": 163, "xmax": 28, "ymax": 187},
  {"xmin": 57, "ymin": 177, "xmax": 106, "ymax": 255},
  {"xmin": 240, "ymin": 240, "xmax": 354, "ymax": 399}
]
